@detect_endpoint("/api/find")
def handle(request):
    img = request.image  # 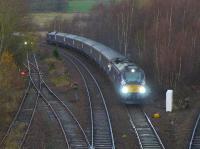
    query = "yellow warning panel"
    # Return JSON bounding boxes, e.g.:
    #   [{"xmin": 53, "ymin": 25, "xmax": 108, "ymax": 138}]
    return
[
  {"xmin": 127, "ymin": 85, "xmax": 141, "ymax": 93},
  {"xmin": 152, "ymin": 113, "xmax": 161, "ymax": 119}
]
